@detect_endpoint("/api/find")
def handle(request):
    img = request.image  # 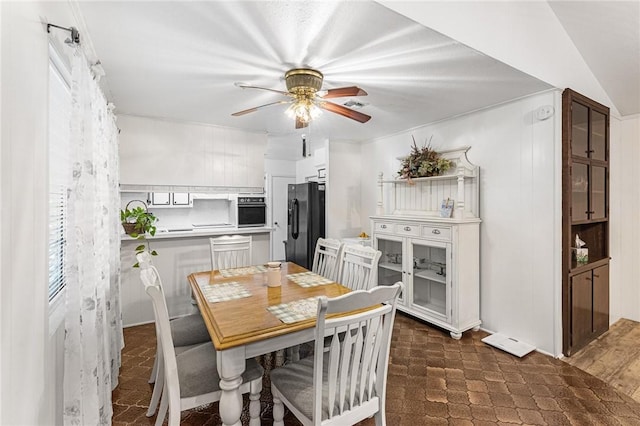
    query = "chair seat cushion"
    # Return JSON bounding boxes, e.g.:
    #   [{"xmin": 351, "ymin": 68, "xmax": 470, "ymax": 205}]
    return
[
  {"xmin": 177, "ymin": 342, "xmax": 264, "ymax": 398},
  {"xmin": 271, "ymin": 354, "xmax": 375, "ymax": 421},
  {"xmin": 170, "ymin": 314, "xmax": 210, "ymax": 347}
]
